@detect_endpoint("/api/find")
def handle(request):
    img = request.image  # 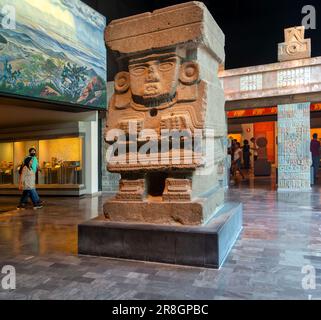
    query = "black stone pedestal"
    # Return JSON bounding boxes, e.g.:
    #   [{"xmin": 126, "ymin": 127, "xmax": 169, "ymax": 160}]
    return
[{"xmin": 78, "ymin": 202, "xmax": 242, "ymax": 269}]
